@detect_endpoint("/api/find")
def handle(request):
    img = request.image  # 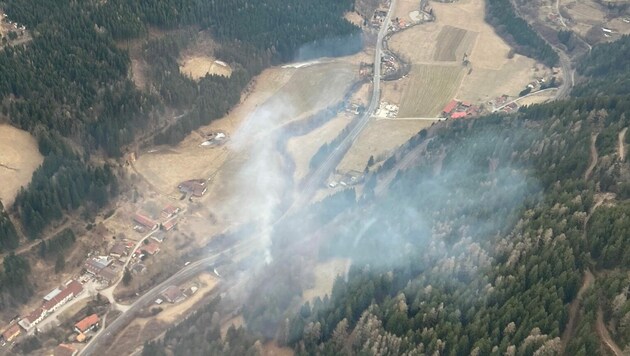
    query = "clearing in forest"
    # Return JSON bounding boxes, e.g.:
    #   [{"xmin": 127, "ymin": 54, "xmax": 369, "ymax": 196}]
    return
[
  {"xmin": 0, "ymin": 125, "xmax": 43, "ymax": 206},
  {"xmin": 179, "ymin": 56, "xmax": 233, "ymax": 79},
  {"xmin": 398, "ymin": 64, "xmax": 464, "ymax": 117}
]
